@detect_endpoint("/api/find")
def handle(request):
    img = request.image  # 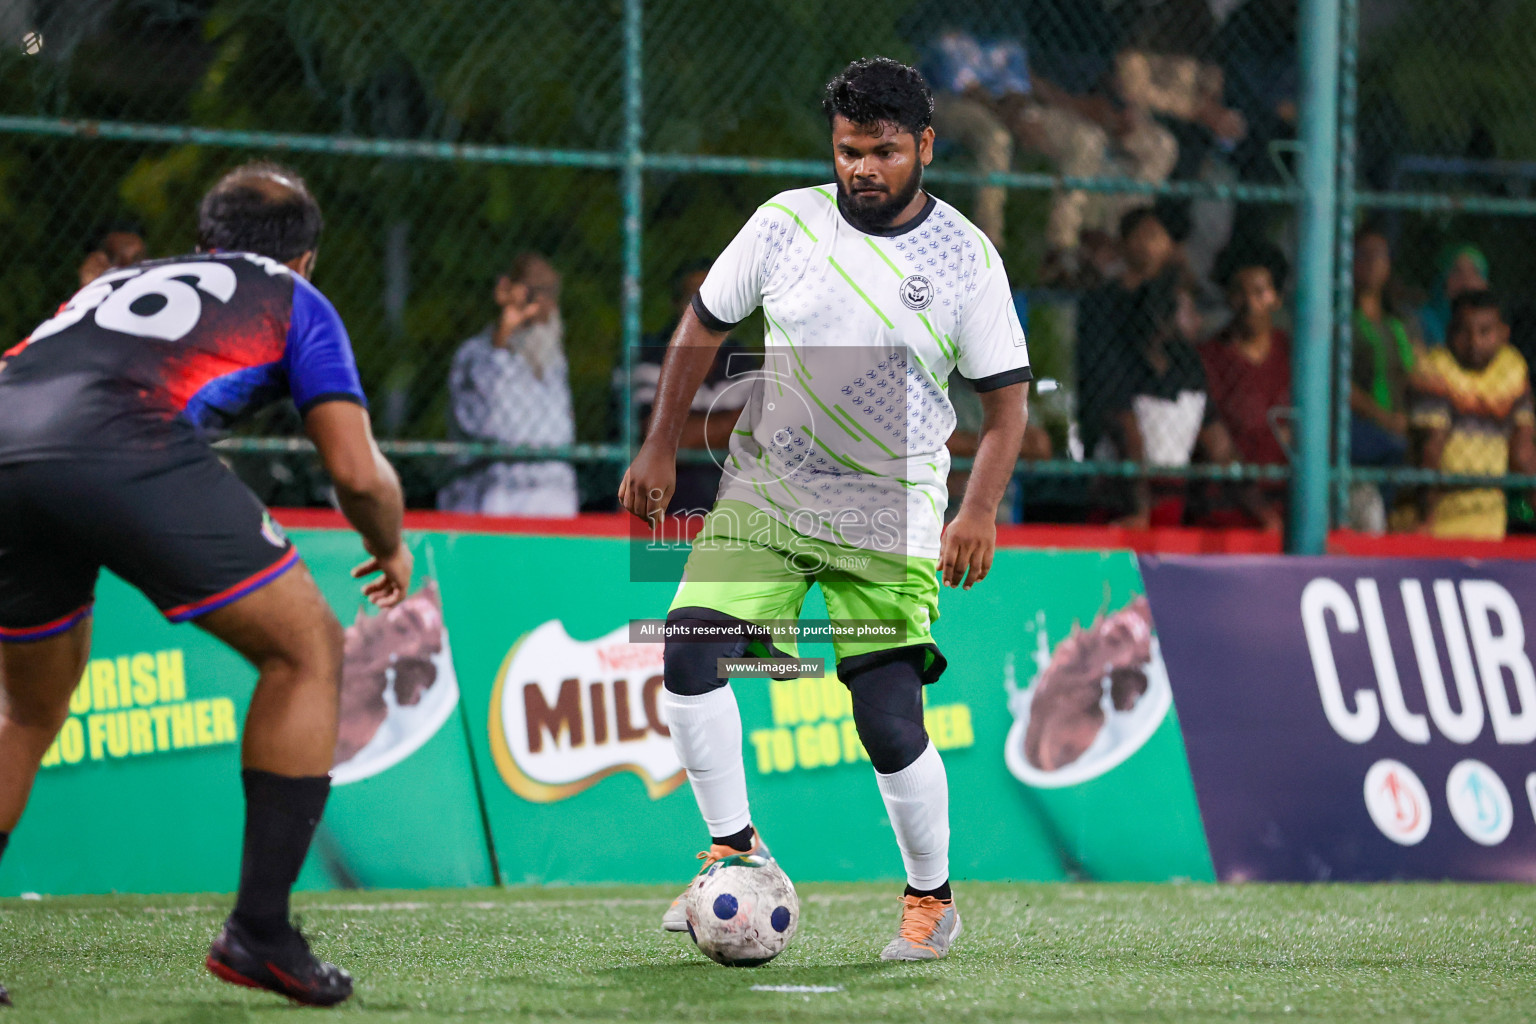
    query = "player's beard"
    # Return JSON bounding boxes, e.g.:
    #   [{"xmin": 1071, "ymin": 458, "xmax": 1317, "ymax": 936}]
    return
[{"xmin": 836, "ymin": 164, "xmax": 924, "ymax": 234}]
